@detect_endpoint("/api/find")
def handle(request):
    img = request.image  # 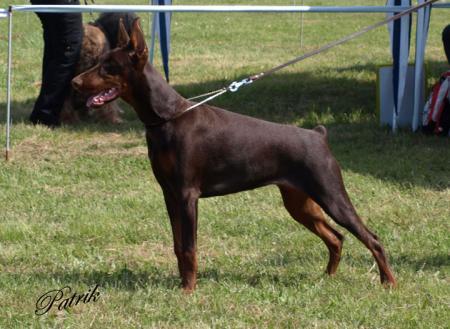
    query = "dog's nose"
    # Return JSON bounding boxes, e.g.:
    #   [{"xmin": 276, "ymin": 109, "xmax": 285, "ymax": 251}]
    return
[{"xmin": 71, "ymin": 76, "xmax": 83, "ymax": 91}]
